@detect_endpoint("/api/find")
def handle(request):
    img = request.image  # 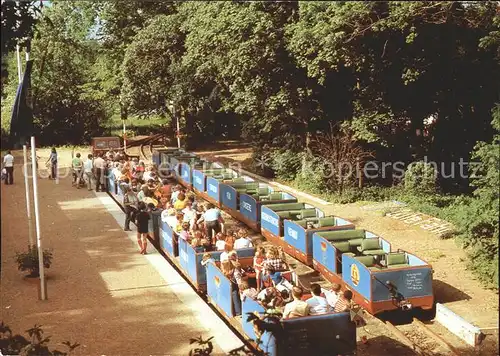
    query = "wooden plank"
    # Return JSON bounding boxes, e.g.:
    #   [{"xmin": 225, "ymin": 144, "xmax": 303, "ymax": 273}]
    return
[
  {"xmin": 412, "ymin": 318, "xmax": 460, "ymax": 355},
  {"xmin": 435, "ymin": 303, "xmax": 484, "ymax": 346},
  {"xmin": 384, "ymin": 321, "xmax": 425, "ymax": 355}
]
